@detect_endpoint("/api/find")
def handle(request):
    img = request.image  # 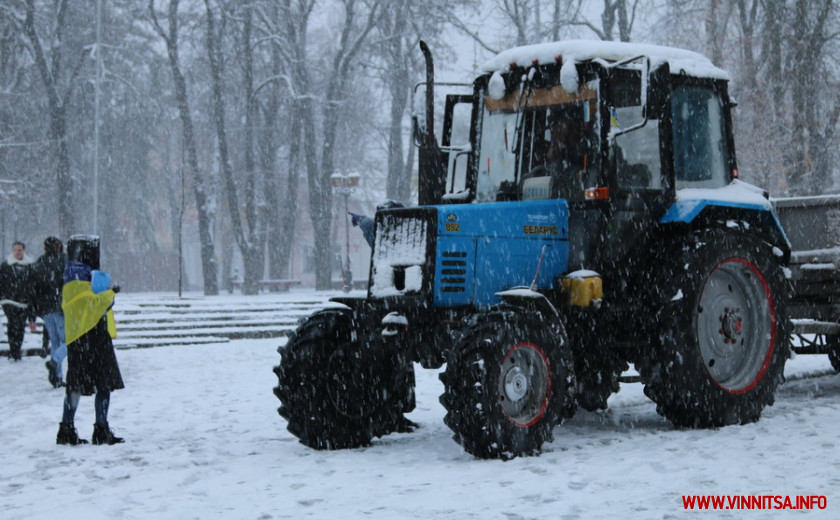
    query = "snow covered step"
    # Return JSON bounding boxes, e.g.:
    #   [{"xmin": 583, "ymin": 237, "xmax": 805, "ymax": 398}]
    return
[
  {"xmin": 117, "ymin": 325, "xmax": 292, "ymax": 339},
  {"xmin": 2, "ymin": 290, "xmax": 340, "ymax": 354},
  {"xmin": 115, "ymin": 318, "xmax": 300, "ymax": 331},
  {"xmin": 114, "ymin": 336, "xmax": 230, "ymax": 349}
]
